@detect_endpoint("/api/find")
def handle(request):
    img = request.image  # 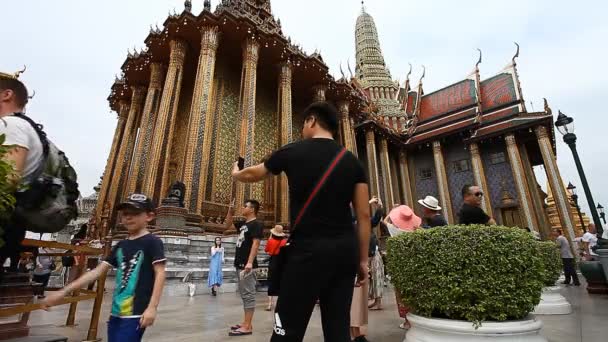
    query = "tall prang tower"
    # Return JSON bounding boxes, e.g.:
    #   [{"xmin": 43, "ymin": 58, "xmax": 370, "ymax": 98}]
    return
[{"xmin": 355, "ymin": 2, "xmax": 403, "ymax": 118}]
